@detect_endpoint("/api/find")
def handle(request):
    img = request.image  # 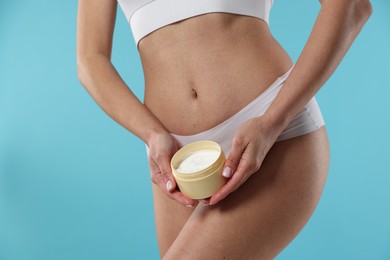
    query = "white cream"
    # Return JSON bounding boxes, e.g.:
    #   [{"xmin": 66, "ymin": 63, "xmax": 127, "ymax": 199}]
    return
[{"xmin": 176, "ymin": 149, "xmax": 220, "ymax": 173}]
